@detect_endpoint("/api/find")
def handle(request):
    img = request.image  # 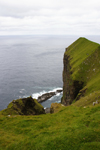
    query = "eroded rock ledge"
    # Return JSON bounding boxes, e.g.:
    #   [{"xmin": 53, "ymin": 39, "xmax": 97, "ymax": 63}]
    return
[{"xmin": 37, "ymin": 89, "xmax": 62, "ymax": 103}]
